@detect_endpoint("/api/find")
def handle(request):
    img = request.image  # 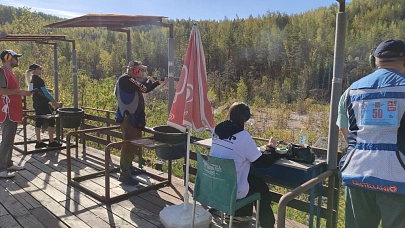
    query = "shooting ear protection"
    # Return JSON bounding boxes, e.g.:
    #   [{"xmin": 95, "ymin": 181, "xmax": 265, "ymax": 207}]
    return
[
  {"xmin": 133, "ymin": 65, "xmax": 141, "ymax": 74},
  {"xmin": 242, "ymin": 104, "xmax": 251, "ymax": 122},
  {"xmin": 369, "ymin": 49, "xmax": 376, "ymax": 69},
  {"xmin": 3, "ymin": 53, "xmax": 13, "ymax": 62},
  {"xmin": 128, "ymin": 61, "xmax": 144, "ymax": 75}
]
